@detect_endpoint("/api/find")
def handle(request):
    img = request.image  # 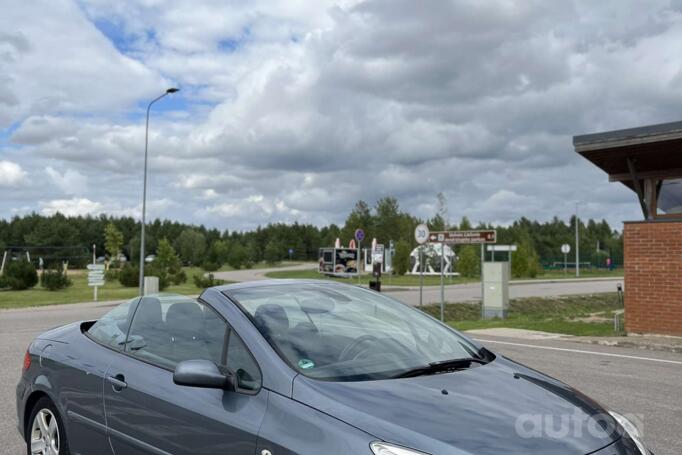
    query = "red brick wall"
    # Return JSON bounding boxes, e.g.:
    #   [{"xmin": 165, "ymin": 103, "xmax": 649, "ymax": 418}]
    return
[{"xmin": 624, "ymin": 220, "xmax": 682, "ymax": 336}]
